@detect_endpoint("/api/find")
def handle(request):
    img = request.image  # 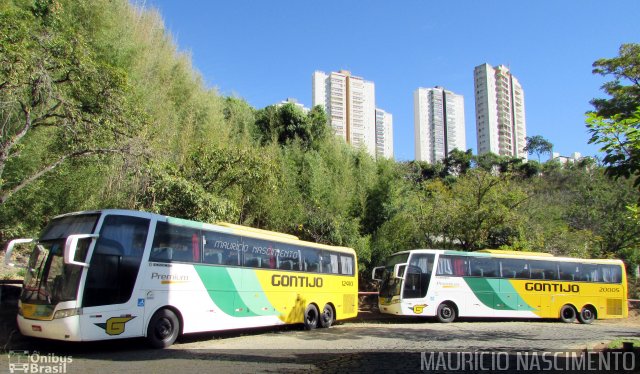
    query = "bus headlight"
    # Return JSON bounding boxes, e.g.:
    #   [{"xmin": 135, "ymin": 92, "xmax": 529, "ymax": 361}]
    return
[{"xmin": 53, "ymin": 308, "xmax": 81, "ymax": 319}]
